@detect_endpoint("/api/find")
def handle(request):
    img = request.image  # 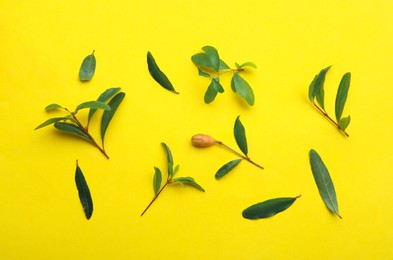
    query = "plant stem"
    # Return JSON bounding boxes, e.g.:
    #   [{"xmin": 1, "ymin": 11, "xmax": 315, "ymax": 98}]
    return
[
  {"xmin": 312, "ymin": 102, "xmax": 349, "ymax": 137},
  {"xmin": 216, "ymin": 141, "xmax": 264, "ymax": 169},
  {"xmin": 211, "ymin": 68, "xmax": 244, "ymax": 78},
  {"xmin": 141, "ymin": 181, "xmax": 169, "ymax": 216}
]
